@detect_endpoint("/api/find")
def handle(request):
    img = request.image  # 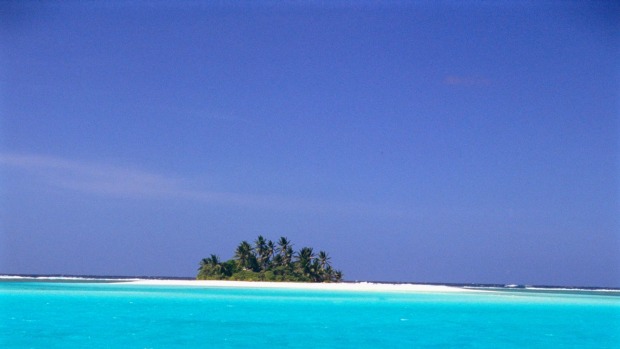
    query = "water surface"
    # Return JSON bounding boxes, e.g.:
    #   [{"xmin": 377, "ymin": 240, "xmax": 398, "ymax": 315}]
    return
[{"xmin": 1, "ymin": 280, "xmax": 618, "ymax": 348}]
